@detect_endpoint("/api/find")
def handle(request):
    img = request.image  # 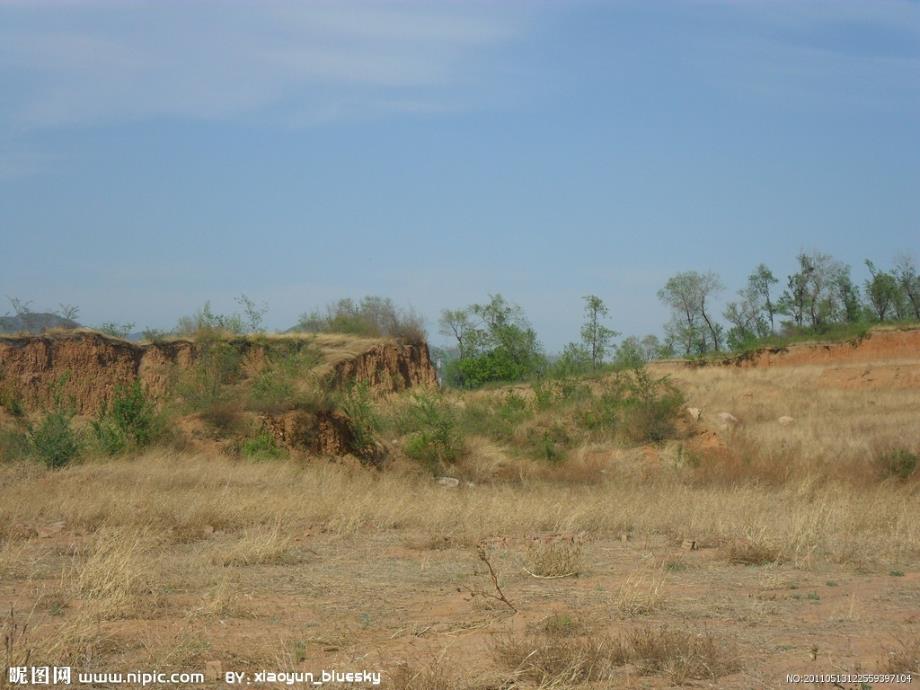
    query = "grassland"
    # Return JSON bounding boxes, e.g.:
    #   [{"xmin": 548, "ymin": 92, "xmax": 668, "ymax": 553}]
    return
[{"xmin": 1, "ymin": 347, "xmax": 919, "ymax": 689}]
